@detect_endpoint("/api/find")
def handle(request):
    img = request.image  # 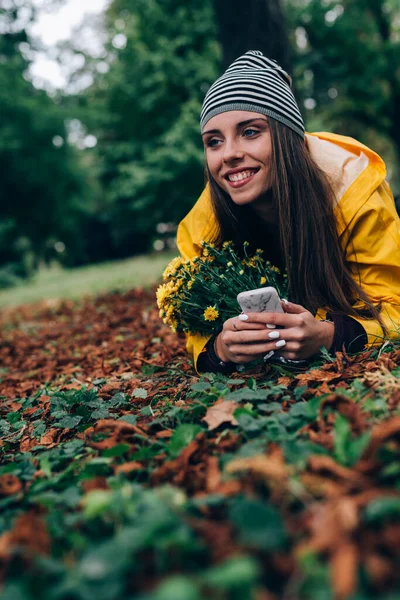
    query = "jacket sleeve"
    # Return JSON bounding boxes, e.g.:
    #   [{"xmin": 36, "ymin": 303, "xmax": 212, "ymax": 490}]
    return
[
  {"xmin": 338, "ymin": 187, "xmax": 400, "ymax": 344},
  {"xmin": 176, "ymin": 186, "xmax": 215, "ymax": 371}
]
